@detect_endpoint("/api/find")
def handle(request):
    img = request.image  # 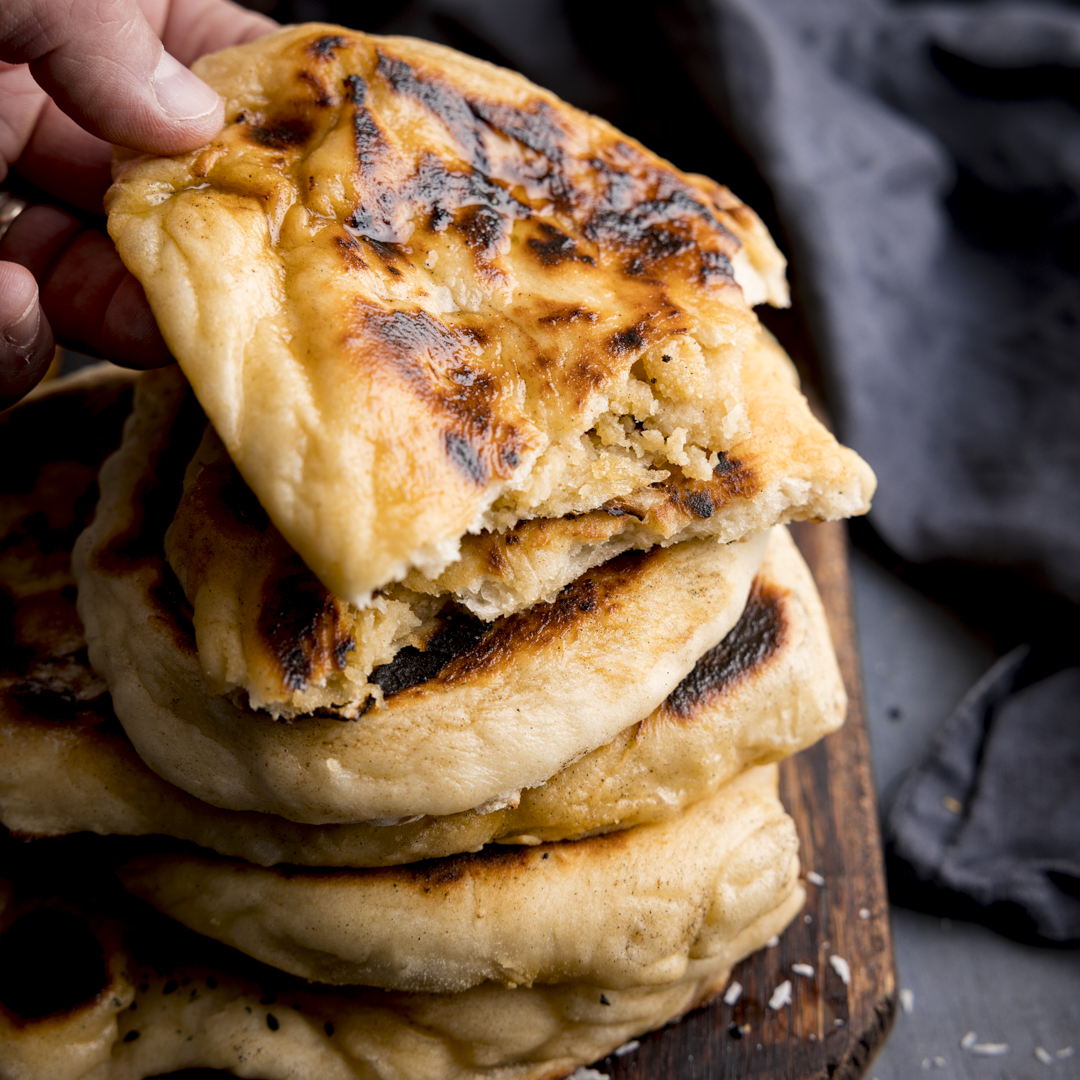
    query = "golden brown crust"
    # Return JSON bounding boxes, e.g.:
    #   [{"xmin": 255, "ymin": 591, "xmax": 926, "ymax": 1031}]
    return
[
  {"xmin": 4, "ymin": 525, "xmax": 843, "ymax": 865},
  {"xmin": 72, "ymin": 369, "xmax": 769, "ymax": 824},
  {"xmin": 119, "ymin": 766, "xmax": 799, "ymax": 994},
  {"xmin": 0, "ymin": 838, "xmax": 802, "ymax": 1080},
  {"xmin": 165, "ymin": 325, "xmax": 872, "ymax": 714},
  {"xmin": 106, "ymin": 24, "xmax": 790, "ymax": 605}
]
